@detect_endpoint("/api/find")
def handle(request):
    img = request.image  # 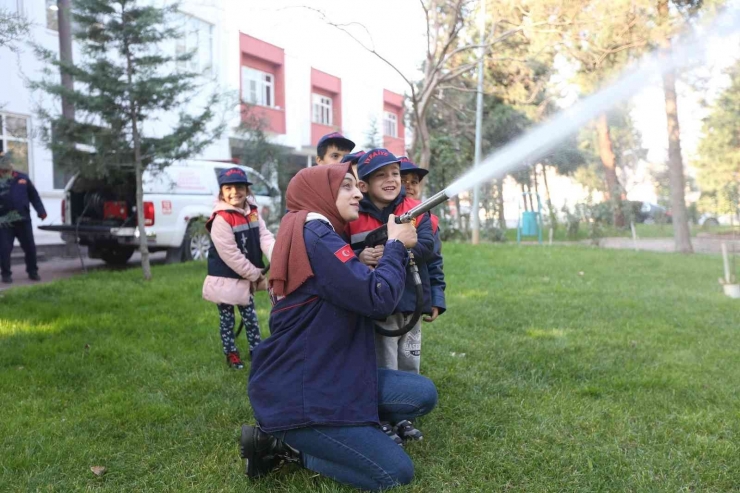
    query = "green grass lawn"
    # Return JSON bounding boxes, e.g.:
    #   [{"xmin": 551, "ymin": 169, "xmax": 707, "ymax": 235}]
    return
[{"xmin": 2, "ymin": 245, "xmax": 740, "ymax": 491}]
